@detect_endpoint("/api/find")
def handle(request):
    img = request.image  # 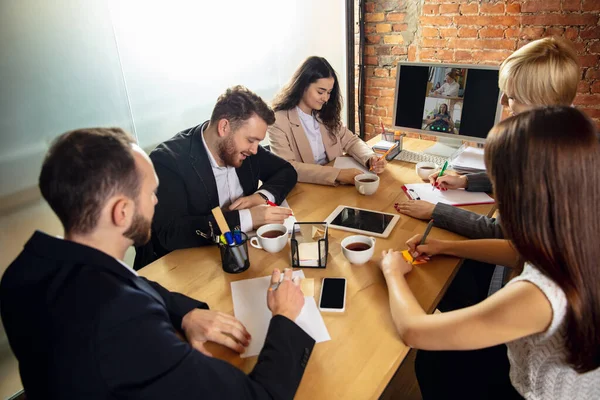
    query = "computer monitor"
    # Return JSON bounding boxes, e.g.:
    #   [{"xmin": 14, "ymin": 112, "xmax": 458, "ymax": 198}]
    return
[{"xmin": 392, "ymin": 62, "xmax": 503, "ymax": 157}]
